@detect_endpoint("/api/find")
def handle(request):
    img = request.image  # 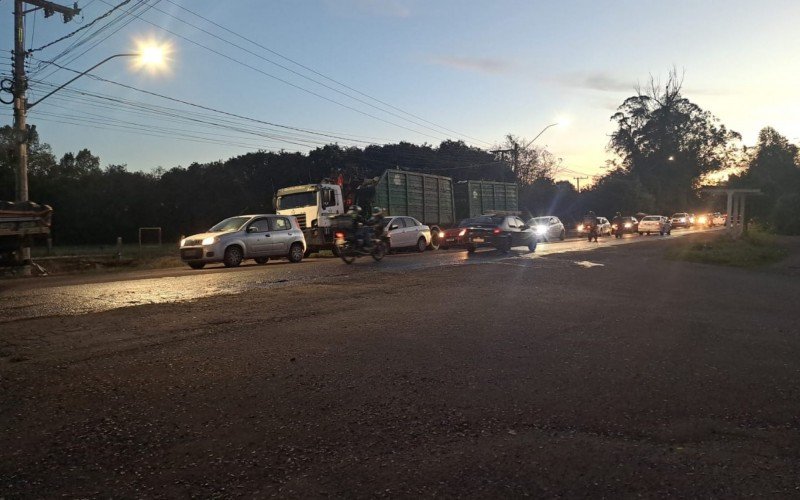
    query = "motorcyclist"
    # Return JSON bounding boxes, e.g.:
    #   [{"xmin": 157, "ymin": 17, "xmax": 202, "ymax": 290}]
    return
[
  {"xmin": 347, "ymin": 205, "xmax": 367, "ymax": 246},
  {"xmin": 365, "ymin": 207, "xmax": 386, "ymax": 247},
  {"xmin": 582, "ymin": 210, "xmax": 599, "ymax": 242},
  {"xmin": 611, "ymin": 211, "xmax": 624, "ymax": 238}
]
